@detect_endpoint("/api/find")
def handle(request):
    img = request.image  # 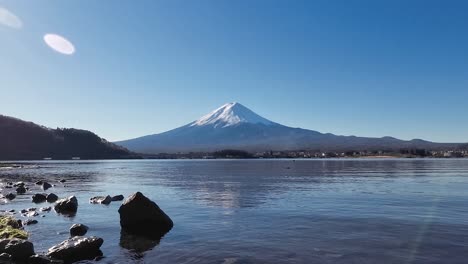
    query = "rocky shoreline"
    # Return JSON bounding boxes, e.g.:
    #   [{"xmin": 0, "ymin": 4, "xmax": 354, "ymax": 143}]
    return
[{"xmin": 0, "ymin": 180, "xmax": 173, "ymax": 264}]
